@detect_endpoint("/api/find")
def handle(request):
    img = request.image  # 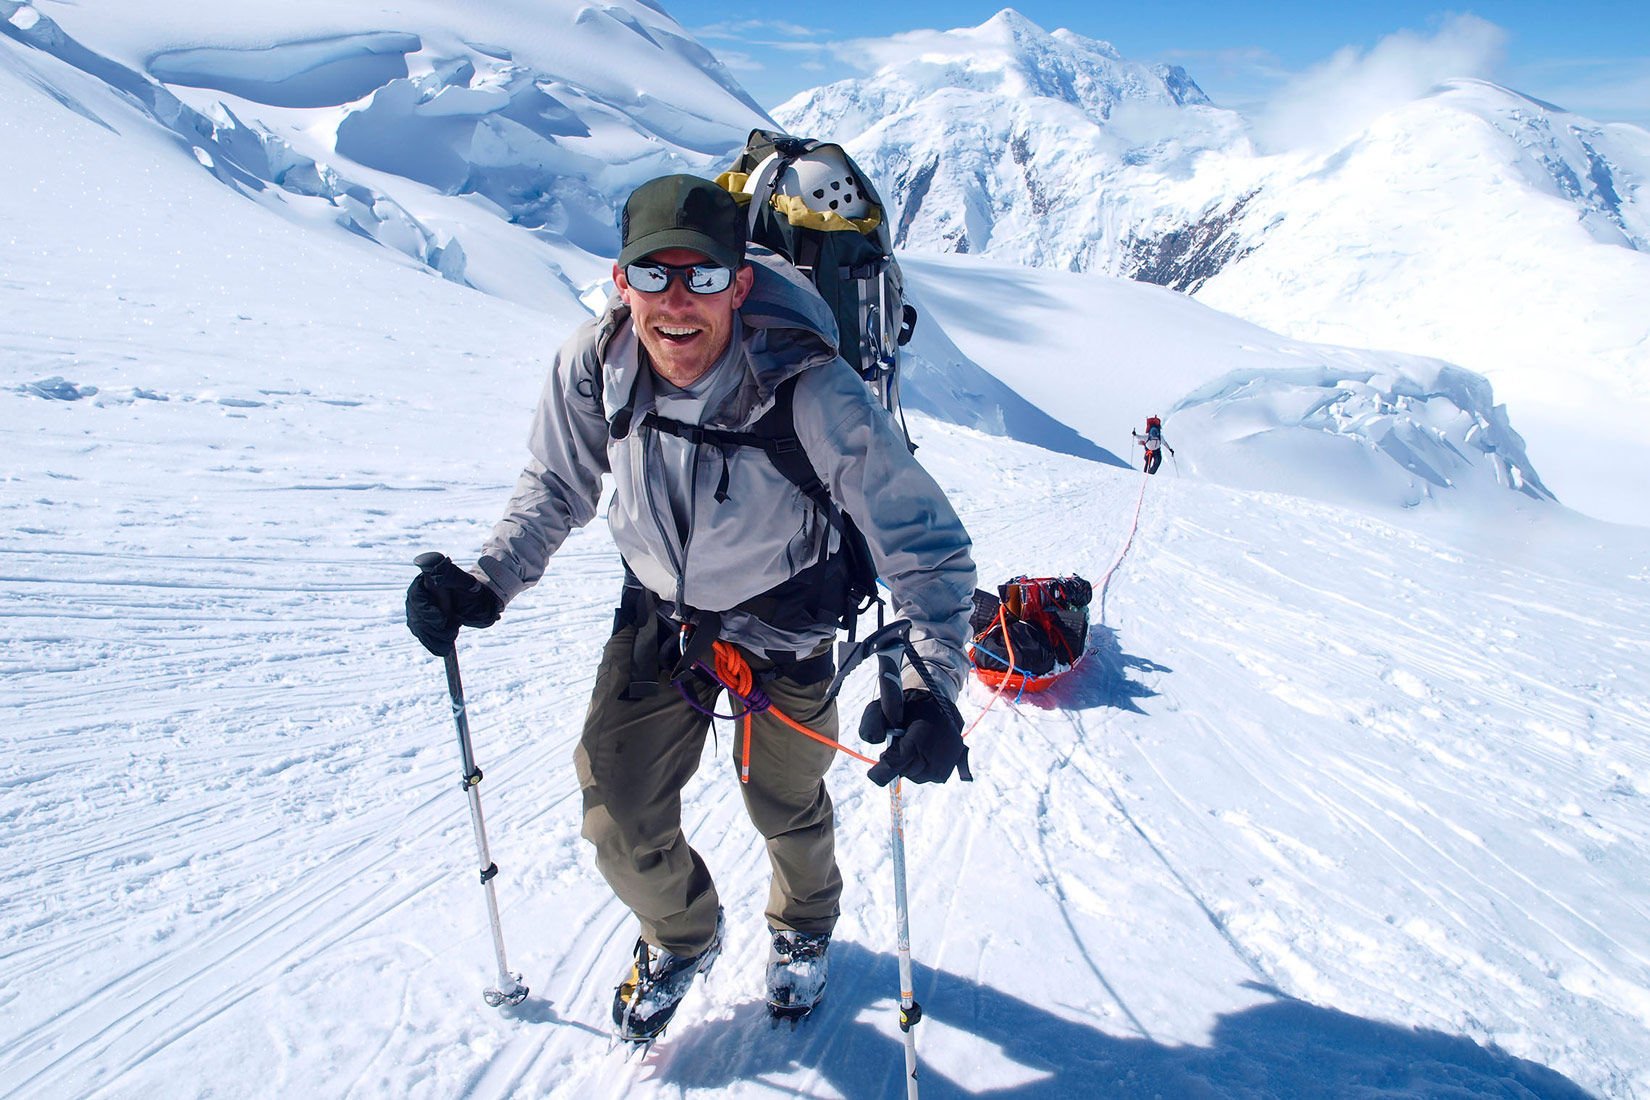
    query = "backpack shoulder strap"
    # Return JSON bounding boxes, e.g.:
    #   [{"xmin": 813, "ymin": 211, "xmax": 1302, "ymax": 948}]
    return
[
  {"xmin": 640, "ymin": 375, "xmax": 835, "ymax": 517},
  {"xmin": 744, "ymin": 375, "xmax": 834, "ymax": 515}
]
